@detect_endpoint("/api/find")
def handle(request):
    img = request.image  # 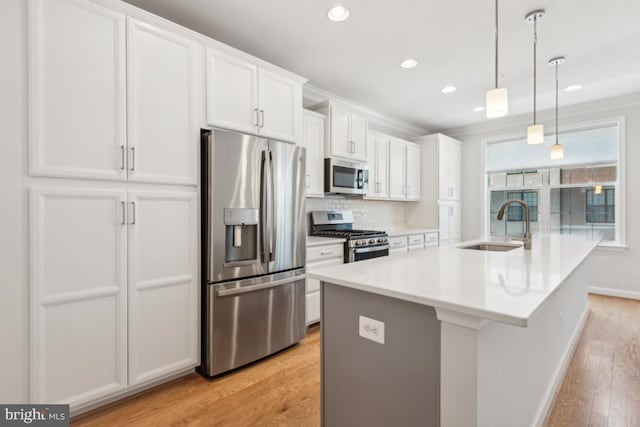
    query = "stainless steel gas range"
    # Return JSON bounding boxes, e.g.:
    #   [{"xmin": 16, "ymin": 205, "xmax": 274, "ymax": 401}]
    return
[{"xmin": 311, "ymin": 210, "xmax": 389, "ymax": 263}]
